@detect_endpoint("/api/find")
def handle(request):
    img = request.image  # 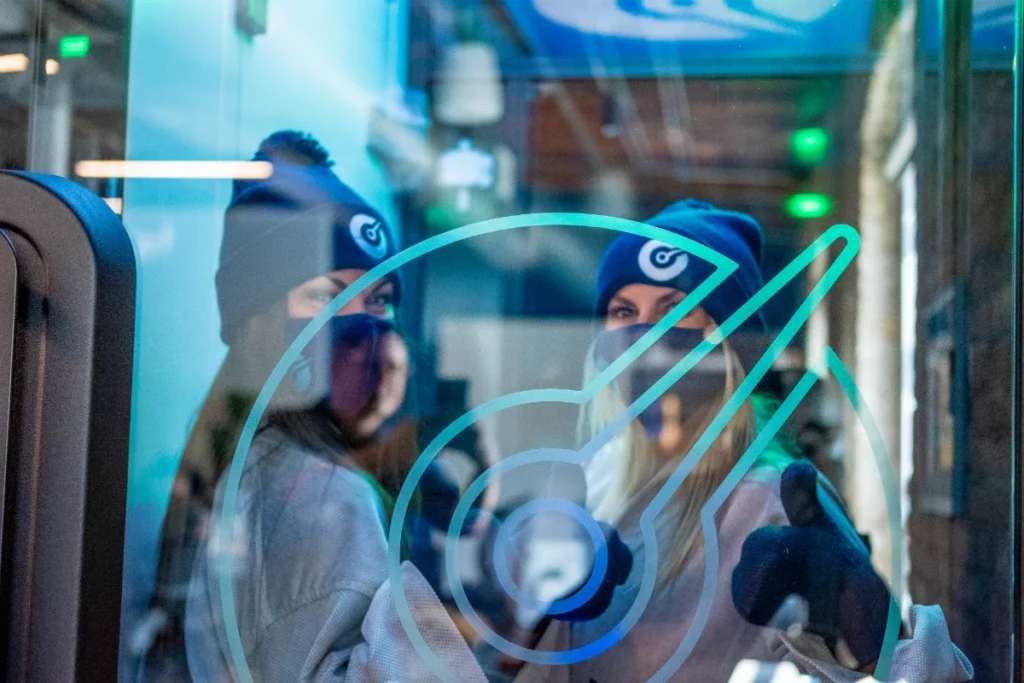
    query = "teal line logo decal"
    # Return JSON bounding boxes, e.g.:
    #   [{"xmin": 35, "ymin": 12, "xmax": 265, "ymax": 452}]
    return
[{"xmin": 216, "ymin": 213, "xmax": 903, "ymax": 682}]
